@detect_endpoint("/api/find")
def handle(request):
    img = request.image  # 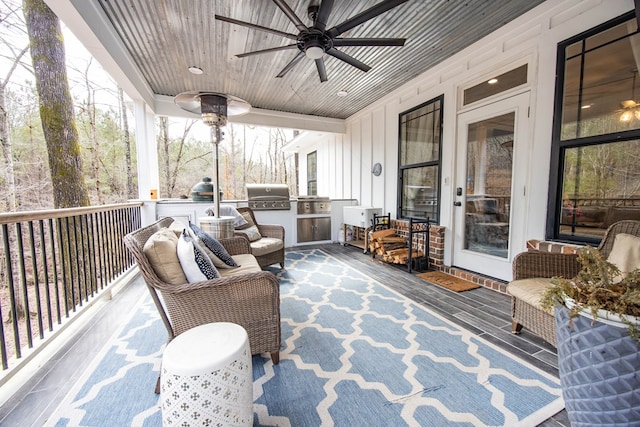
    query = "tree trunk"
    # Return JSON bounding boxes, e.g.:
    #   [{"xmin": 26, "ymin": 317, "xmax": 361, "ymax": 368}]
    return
[
  {"xmin": 23, "ymin": 0, "xmax": 90, "ymax": 209},
  {"xmin": 119, "ymin": 87, "xmax": 134, "ymax": 199},
  {"xmin": 159, "ymin": 116, "xmax": 171, "ymax": 197}
]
